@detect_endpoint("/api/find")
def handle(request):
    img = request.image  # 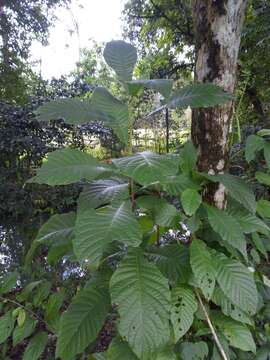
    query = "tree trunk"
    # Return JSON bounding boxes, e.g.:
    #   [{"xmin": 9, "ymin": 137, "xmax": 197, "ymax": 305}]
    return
[
  {"xmin": 191, "ymin": 0, "xmax": 247, "ymax": 208},
  {"xmin": 0, "ymin": 2, "xmax": 10, "ymax": 67}
]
